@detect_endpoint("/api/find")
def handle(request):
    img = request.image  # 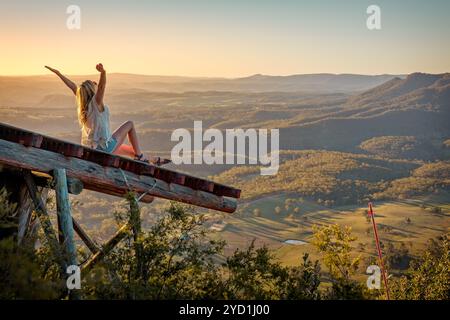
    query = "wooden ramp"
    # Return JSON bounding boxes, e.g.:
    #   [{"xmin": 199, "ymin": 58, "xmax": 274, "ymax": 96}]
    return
[
  {"xmin": 0, "ymin": 122, "xmax": 241, "ymax": 299},
  {"xmin": 0, "ymin": 122, "xmax": 240, "ymax": 213}
]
